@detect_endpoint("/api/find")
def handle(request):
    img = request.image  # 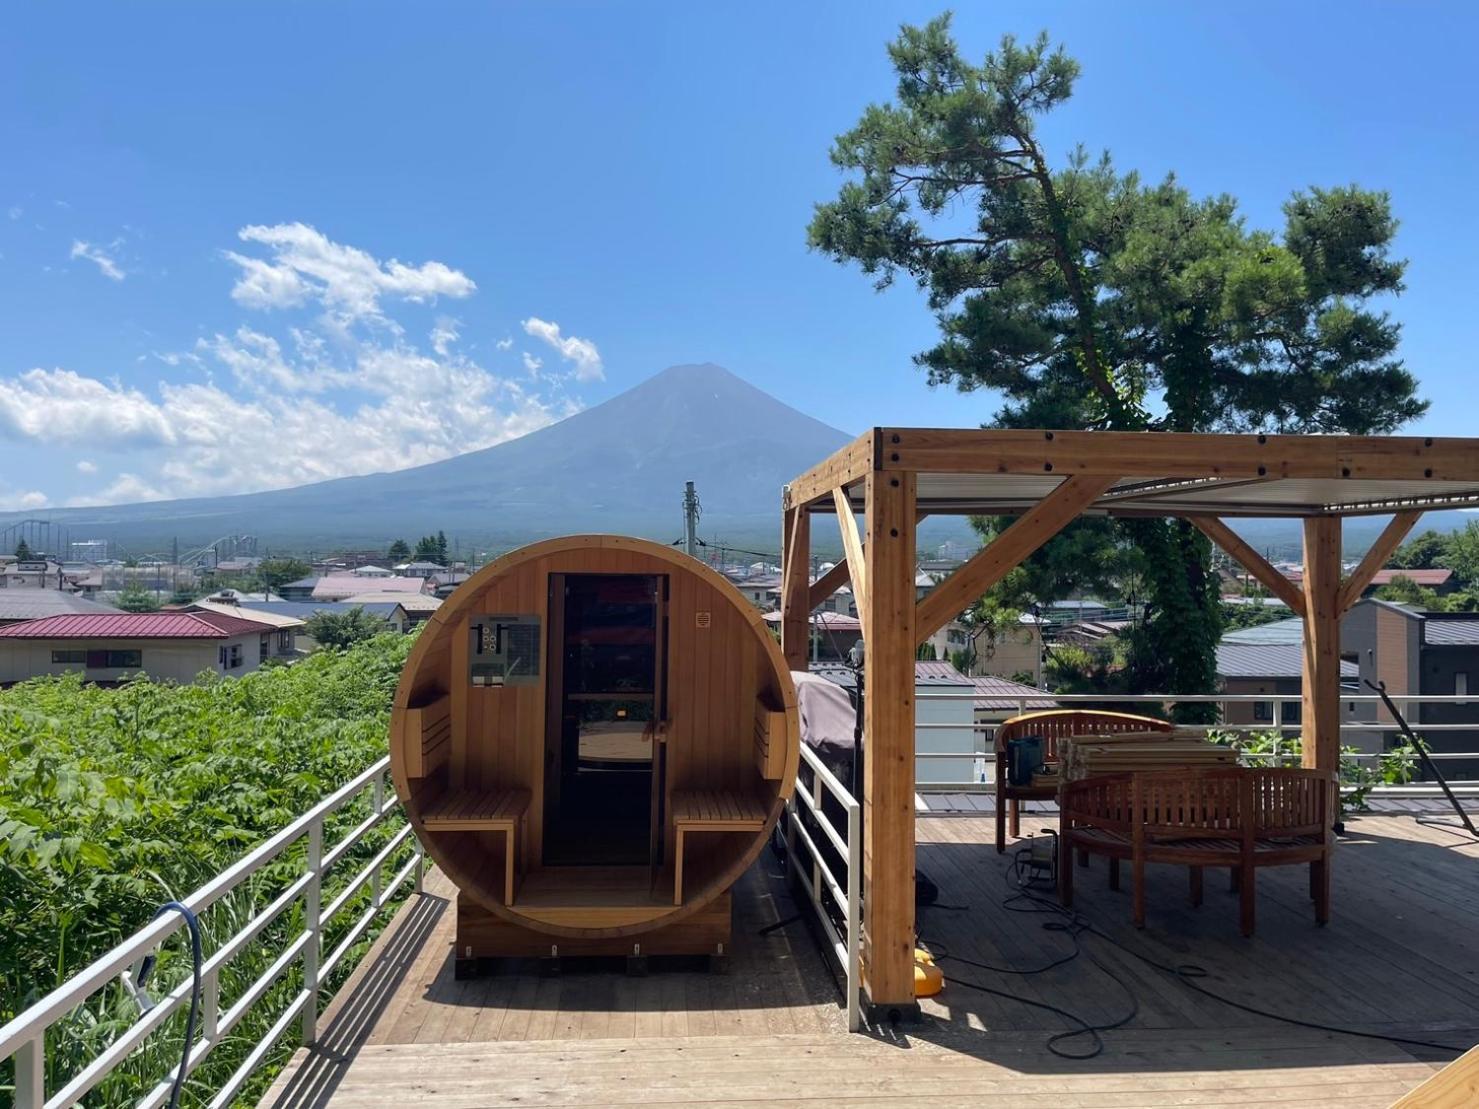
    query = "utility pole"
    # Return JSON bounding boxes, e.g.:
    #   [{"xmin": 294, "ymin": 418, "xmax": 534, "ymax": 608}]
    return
[{"xmin": 682, "ymin": 481, "xmax": 700, "ymax": 559}]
